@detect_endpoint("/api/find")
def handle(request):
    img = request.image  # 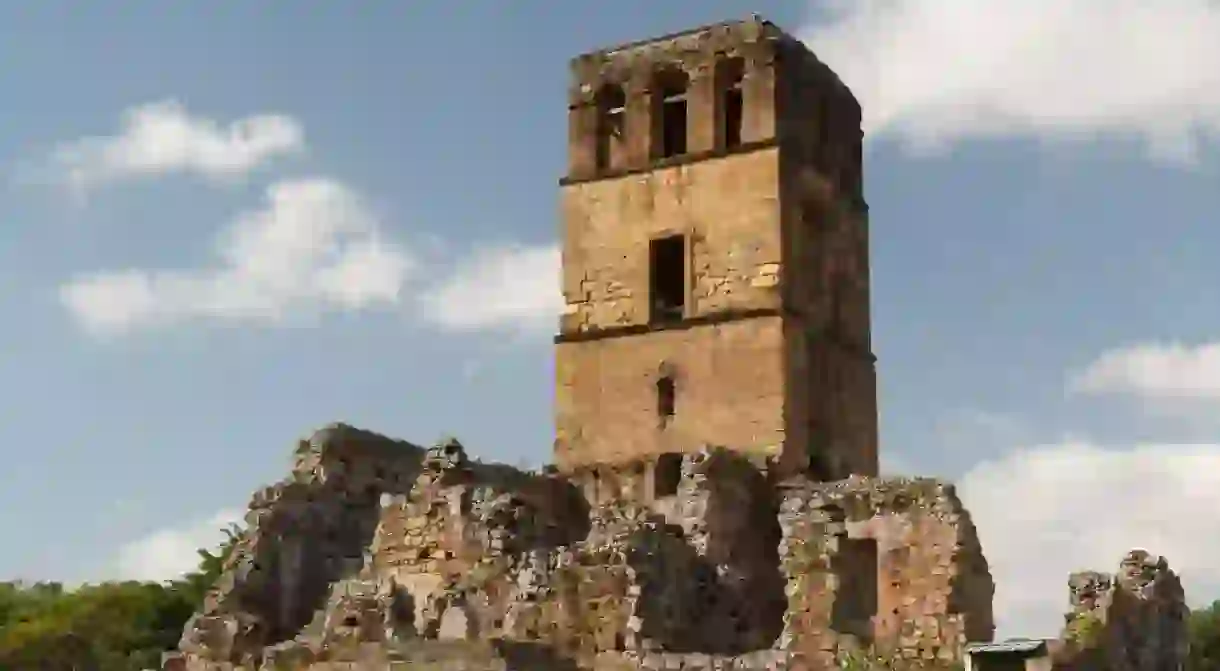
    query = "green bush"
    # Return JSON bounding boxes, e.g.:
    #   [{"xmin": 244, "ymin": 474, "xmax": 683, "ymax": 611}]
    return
[{"xmin": 0, "ymin": 523, "xmax": 241, "ymax": 671}]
